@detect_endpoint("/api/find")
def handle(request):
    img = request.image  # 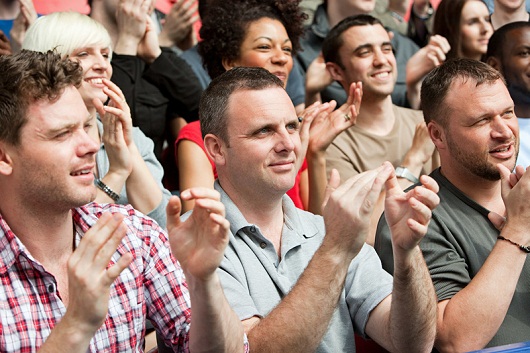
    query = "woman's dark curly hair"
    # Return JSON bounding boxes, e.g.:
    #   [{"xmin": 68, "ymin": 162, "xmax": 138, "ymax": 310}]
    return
[{"xmin": 198, "ymin": 0, "xmax": 307, "ymax": 80}]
